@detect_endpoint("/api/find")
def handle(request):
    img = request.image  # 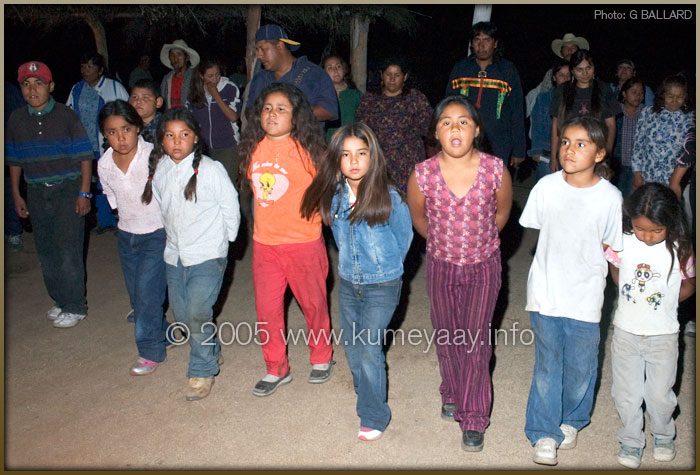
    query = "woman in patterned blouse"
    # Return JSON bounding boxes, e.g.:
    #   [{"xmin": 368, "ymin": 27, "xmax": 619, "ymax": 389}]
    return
[
  {"xmin": 632, "ymin": 74, "xmax": 695, "ymax": 189},
  {"xmin": 356, "ymin": 58, "xmax": 433, "ymax": 190}
]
